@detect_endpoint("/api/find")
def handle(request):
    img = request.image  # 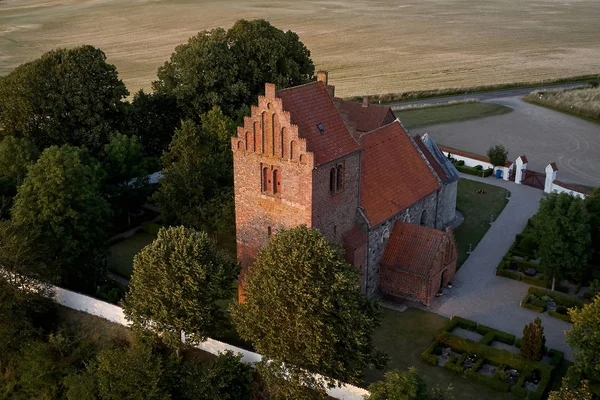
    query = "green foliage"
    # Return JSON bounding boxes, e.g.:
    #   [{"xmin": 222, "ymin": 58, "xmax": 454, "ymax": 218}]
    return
[
  {"xmin": 0, "ymin": 136, "xmax": 39, "ymax": 193},
  {"xmin": 464, "ymin": 368, "xmax": 510, "ymax": 392},
  {"xmin": 128, "ymin": 90, "xmax": 183, "ymax": 158},
  {"xmin": 11, "ymin": 145, "xmax": 111, "ymax": 292},
  {"xmin": 367, "ymin": 367, "xmax": 431, "ymax": 400},
  {"xmin": 95, "ymin": 344, "xmax": 169, "ymax": 400},
  {"xmin": 178, "ymin": 351, "xmax": 253, "ymax": 400},
  {"xmin": 537, "ymin": 192, "xmax": 591, "ymax": 289},
  {"xmin": 497, "ymin": 268, "xmax": 522, "ymax": 281},
  {"xmin": 589, "ymin": 279, "xmax": 600, "ymax": 298},
  {"xmin": 548, "ymin": 378, "xmax": 594, "ymax": 400},
  {"xmin": 142, "ymin": 221, "xmax": 162, "ymax": 236},
  {"xmin": 451, "ymin": 316, "xmax": 478, "ymax": 331},
  {"xmin": 486, "ymin": 145, "xmax": 509, "ymax": 167},
  {"xmin": 0, "ymin": 45, "xmax": 128, "ymax": 156},
  {"xmin": 520, "ymin": 318, "xmax": 546, "ymax": 361},
  {"xmin": 474, "ymin": 324, "xmax": 515, "ymax": 345},
  {"xmin": 420, "ymin": 341, "xmax": 440, "ymax": 366},
  {"xmin": 586, "ymin": 187, "xmax": 600, "ymax": 263},
  {"xmin": 566, "ymin": 295, "xmax": 600, "ymax": 381},
  {"xmin": 231, "ymin": 226, "xmax": 386, "ymax": 396},
  {"xmin": 528, "ymin": 287, "xmax": 585, "ymax": 309},
  {"xmin": 153, "ymin": 19, "xmax": 314, "ymax": 118},
  {"xmin": 123, "ymin": 226, "xmax": 239, "ymax": 349},
  {"xmin": 521, "ymin": 293, "xmax": 545, "ymax": 313},
  {"xmin": 452, "ymin": 163, "xmax": 493, "ymax": 177}
]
